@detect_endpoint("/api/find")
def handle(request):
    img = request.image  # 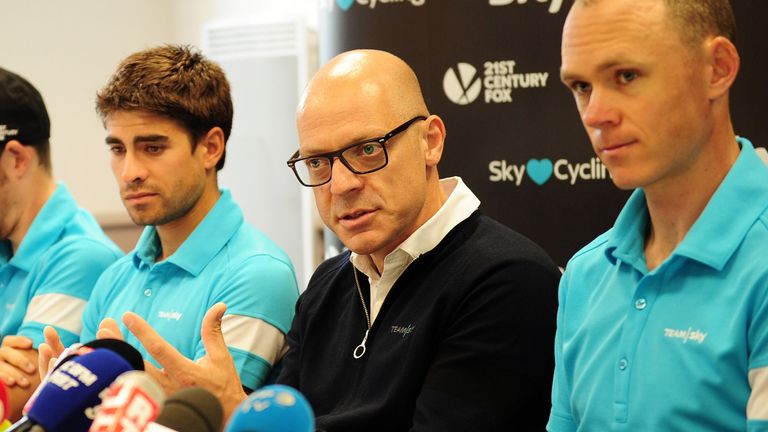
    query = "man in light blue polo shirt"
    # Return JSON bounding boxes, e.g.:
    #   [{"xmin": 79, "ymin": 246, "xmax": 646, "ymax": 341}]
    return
[
  {"xmin": 41, "ymin": 45, "xmax": 299, "ymax": 393},
  {"xmin": 550, "ymin": 1, "xmax": 768, "ymax": 431},
  {"xmin": 0, "ymin": 67, "xmax": 122, "ymax": 420}
]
